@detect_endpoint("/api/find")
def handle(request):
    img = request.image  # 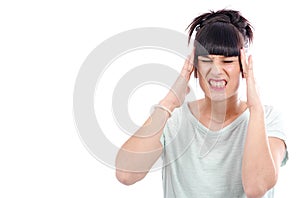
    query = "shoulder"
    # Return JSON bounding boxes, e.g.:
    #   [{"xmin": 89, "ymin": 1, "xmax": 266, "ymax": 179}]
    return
[
  {"xmin": 185, "ymin": 99, "xmax": 204, "ymax": 119},
  {"xmin": 264, "ymin": 105, "xmax": 279, "ymax": 116},
  {"xmin": 165, "ymin": 101, "xmax": 198, "ymax": 130},
  {"xmin": 263, "ymin": 105, "xmax": 284, "ymax": 124},
  {"xmin": 263, "ymin": 105, "xmax": 289, "ymax": 166},
  {"xmin": 263, "ymin": 104, "xmax": 287, "ymax": 140}
]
